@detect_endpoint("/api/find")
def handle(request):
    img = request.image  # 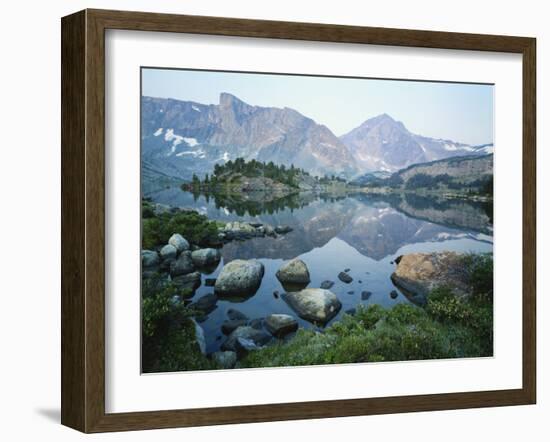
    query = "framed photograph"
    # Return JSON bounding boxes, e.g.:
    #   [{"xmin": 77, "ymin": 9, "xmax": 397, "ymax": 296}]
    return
[{"xmin": 61, "ymin": 9, "xmax": 536, "ymax": 433}]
